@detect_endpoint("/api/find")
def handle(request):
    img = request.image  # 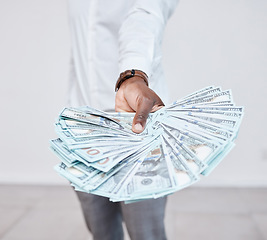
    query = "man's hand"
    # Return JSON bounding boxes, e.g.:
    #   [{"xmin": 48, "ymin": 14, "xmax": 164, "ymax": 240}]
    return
[{"xmin": 115, "ymin": 77, "xmax": 164, "ymax": 133}]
